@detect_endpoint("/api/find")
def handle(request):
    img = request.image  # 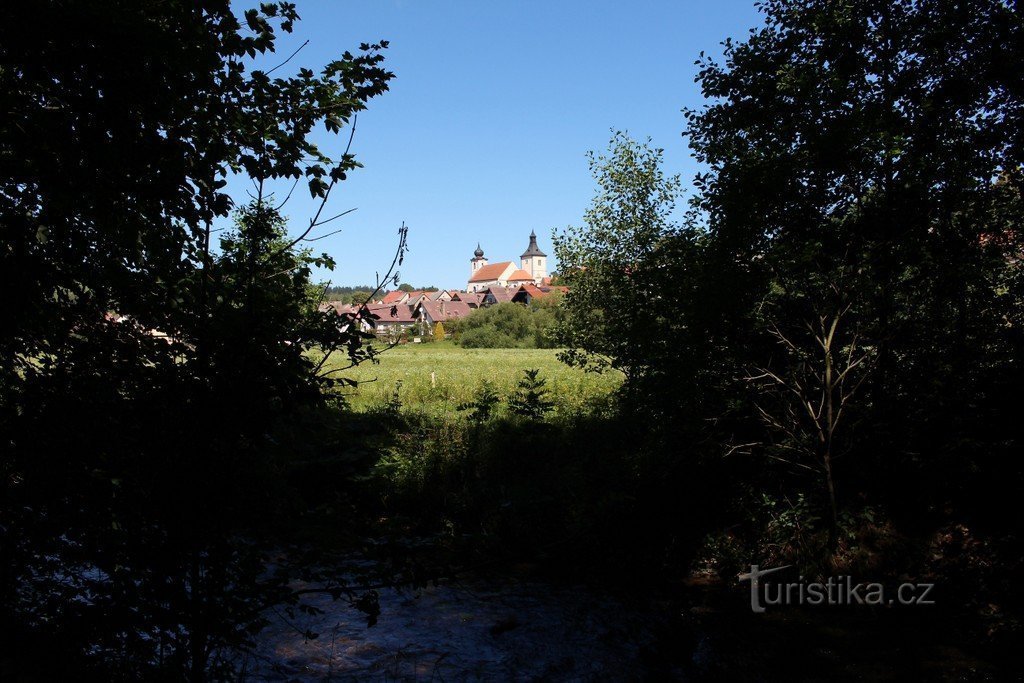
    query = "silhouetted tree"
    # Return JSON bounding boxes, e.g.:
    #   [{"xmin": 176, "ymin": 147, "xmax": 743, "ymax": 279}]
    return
[
  {"xmin": 683, "ymin": 0, "xmax": 1023, "ymax": 540},
  {"xmin": 0, "ymin": 2, "xmax": 394, "ymax": 678}
]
